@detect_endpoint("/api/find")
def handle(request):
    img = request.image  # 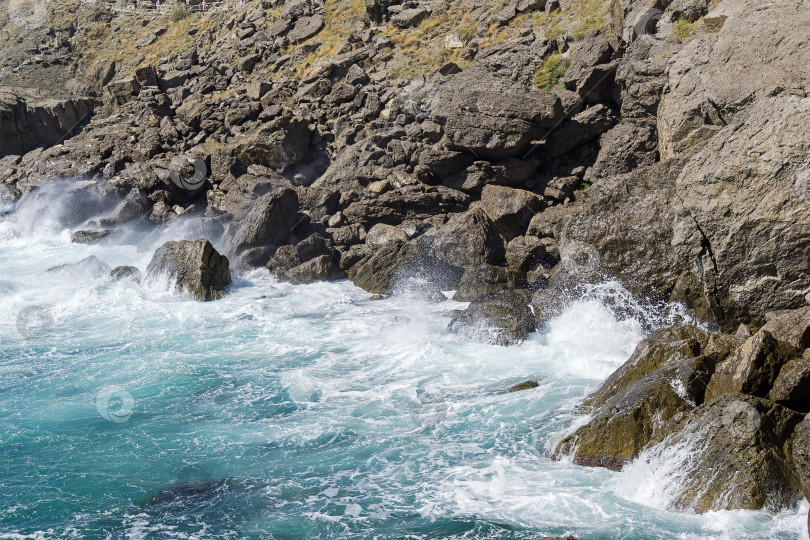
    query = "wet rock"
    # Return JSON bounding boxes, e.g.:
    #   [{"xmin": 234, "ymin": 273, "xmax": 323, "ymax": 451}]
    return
[
  {"xmin": 266, "ymin": 233, "xmax": 344, "ymax": 284},
  {"xmin": 71, "ymin": 230, "xmax": 116, "ymax": 244},
  {"xmin": 145, "ymin": 239, "xmax": 231, "ymax": 301},
  {"xmin": 109, "ymin": 265, "xmax": 142, "ymax": 283},
  {"xmin": 46, "ymin": 255, "xmax": 111, "ymax": 279},
  {"xmin": 555, "ymin": 354, "xmax": 715, "ymax": 470},
  {"xmin": 553, "ymin": 326, "xmax": 715, "ymax": 470},
  {"xmin": 508, "ymin": 380, "xmax": 539, "ymax": 392},
  {"xmin": 453, "ymin": 265, "xmax": 526, "ymax": 302},
  {"xmin": 642, "ymin": 394, "xmax": 802, "ymax": 512},
  {"xmin": 447, "ymin": 290, "xmax": 535, "ymax": 346},
  {"xmin": 226, "ymin": 187, "xmax": 298, "ymax": 264},
  {"xmin": 704, "ymin": 330, "xmax": 799, "ymax": 402}
]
